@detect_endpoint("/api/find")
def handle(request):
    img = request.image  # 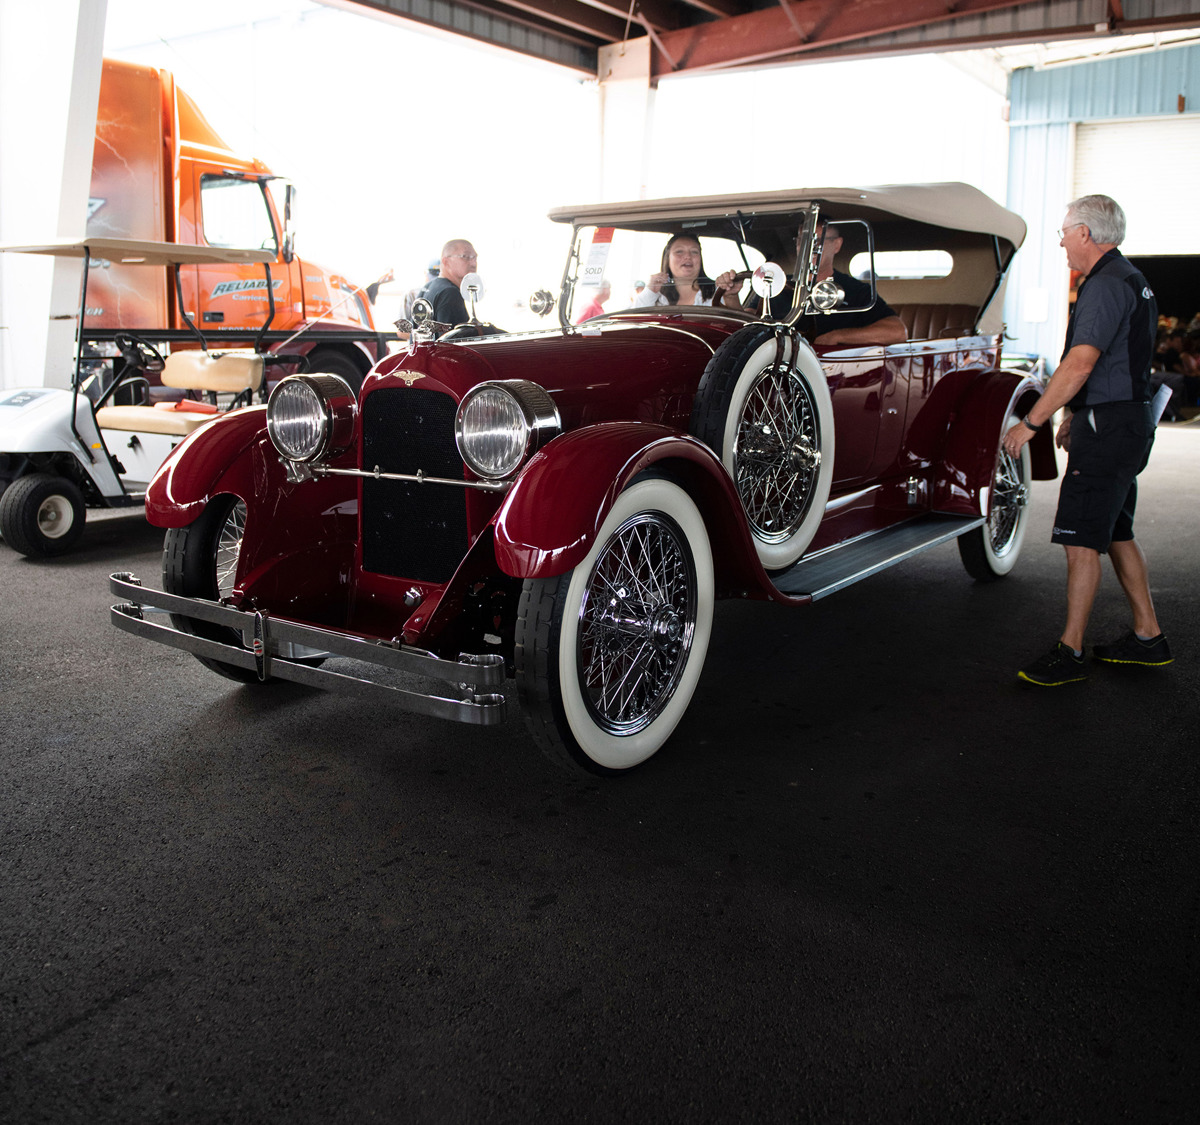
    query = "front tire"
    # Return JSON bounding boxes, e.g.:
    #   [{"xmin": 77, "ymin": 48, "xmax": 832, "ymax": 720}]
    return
[
  {"xmin": 958, "ymin": 414, "xmax": 1032, "ymax": 581},
  {"xmin": 162, "ymin": 495, "xmax": 260, "ymax": 682},
  {"xmin": 690, "ymin": 324, "xmax": 834, "ymax": 570},
  {"xmin": 515, "ymin": 476, "xmax": 714, "ymax": 775},
  {"xmin": 0, "ymin": 473, "xmax": 85, "ymax": 557}
]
